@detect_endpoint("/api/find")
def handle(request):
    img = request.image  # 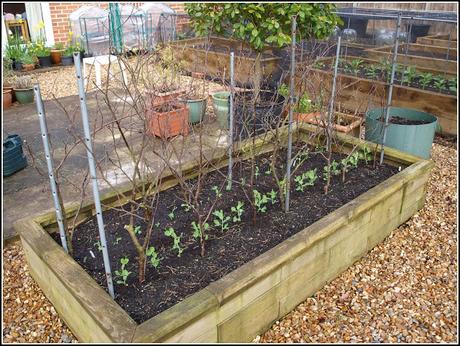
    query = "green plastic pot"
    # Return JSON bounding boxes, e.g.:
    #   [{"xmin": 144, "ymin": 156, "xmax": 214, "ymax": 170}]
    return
[
  {"xmin": 365, "ymin": 107, "xmax": 438, "ymax": 159},
  {"xmin": 180, "ymin": 98, "xmax": 206, "ymax": 124},
  {"xmin": 13, "ymin": 88, "xmax": 34, "ymax": 104},
  {"xmin": 211, "ymin": 92, "xmax": 230, "ymax": 129}
]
